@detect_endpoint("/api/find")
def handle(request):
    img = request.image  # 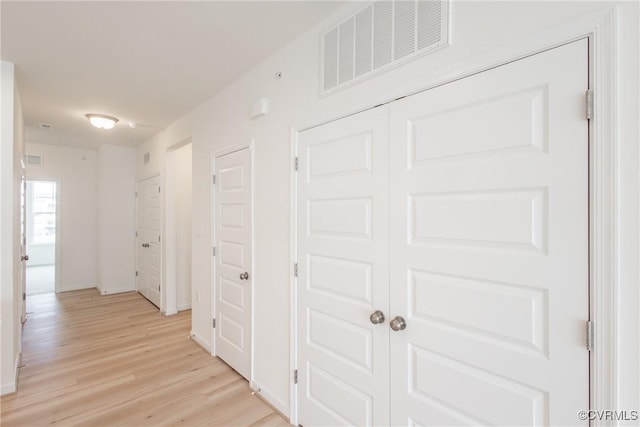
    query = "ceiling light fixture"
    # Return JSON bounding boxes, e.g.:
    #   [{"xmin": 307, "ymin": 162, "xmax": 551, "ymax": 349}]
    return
[{"xmin": 86, "ymin": 113, "xmax": 118, "ymax": 130}]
